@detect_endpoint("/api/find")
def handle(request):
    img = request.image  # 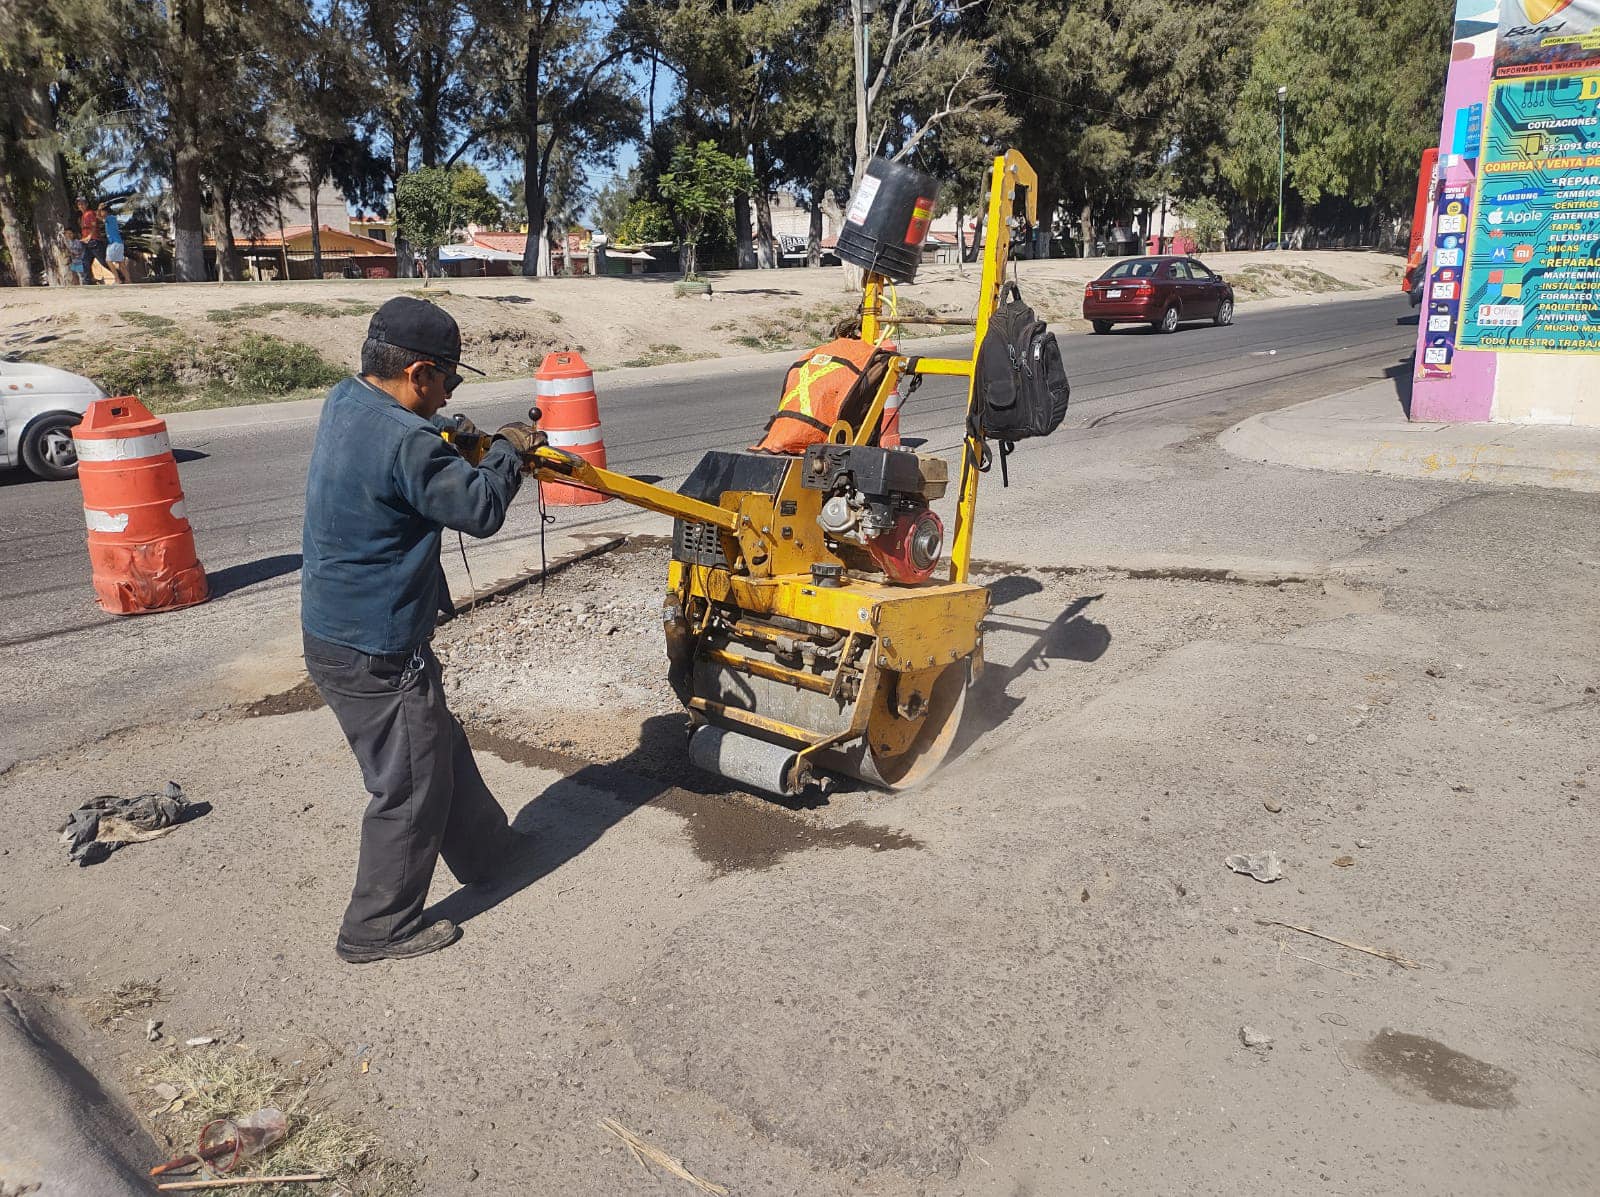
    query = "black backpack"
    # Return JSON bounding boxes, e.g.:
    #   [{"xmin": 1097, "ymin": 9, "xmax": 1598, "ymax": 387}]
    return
[{"xmin": 973, "ymin": 281, "xmax": 1069, "ymax": 483}]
